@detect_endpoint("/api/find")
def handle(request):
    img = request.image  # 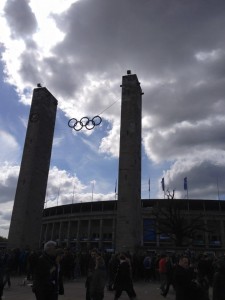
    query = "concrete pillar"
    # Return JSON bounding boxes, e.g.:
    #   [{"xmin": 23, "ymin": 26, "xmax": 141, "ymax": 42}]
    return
[
  {"xmin": 116, "ymin": 71, "xmax": 143, "ymax": 253},
  {"xmin": 8, "ymin": 87, "xmax": 58, "ymax": 249}
]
